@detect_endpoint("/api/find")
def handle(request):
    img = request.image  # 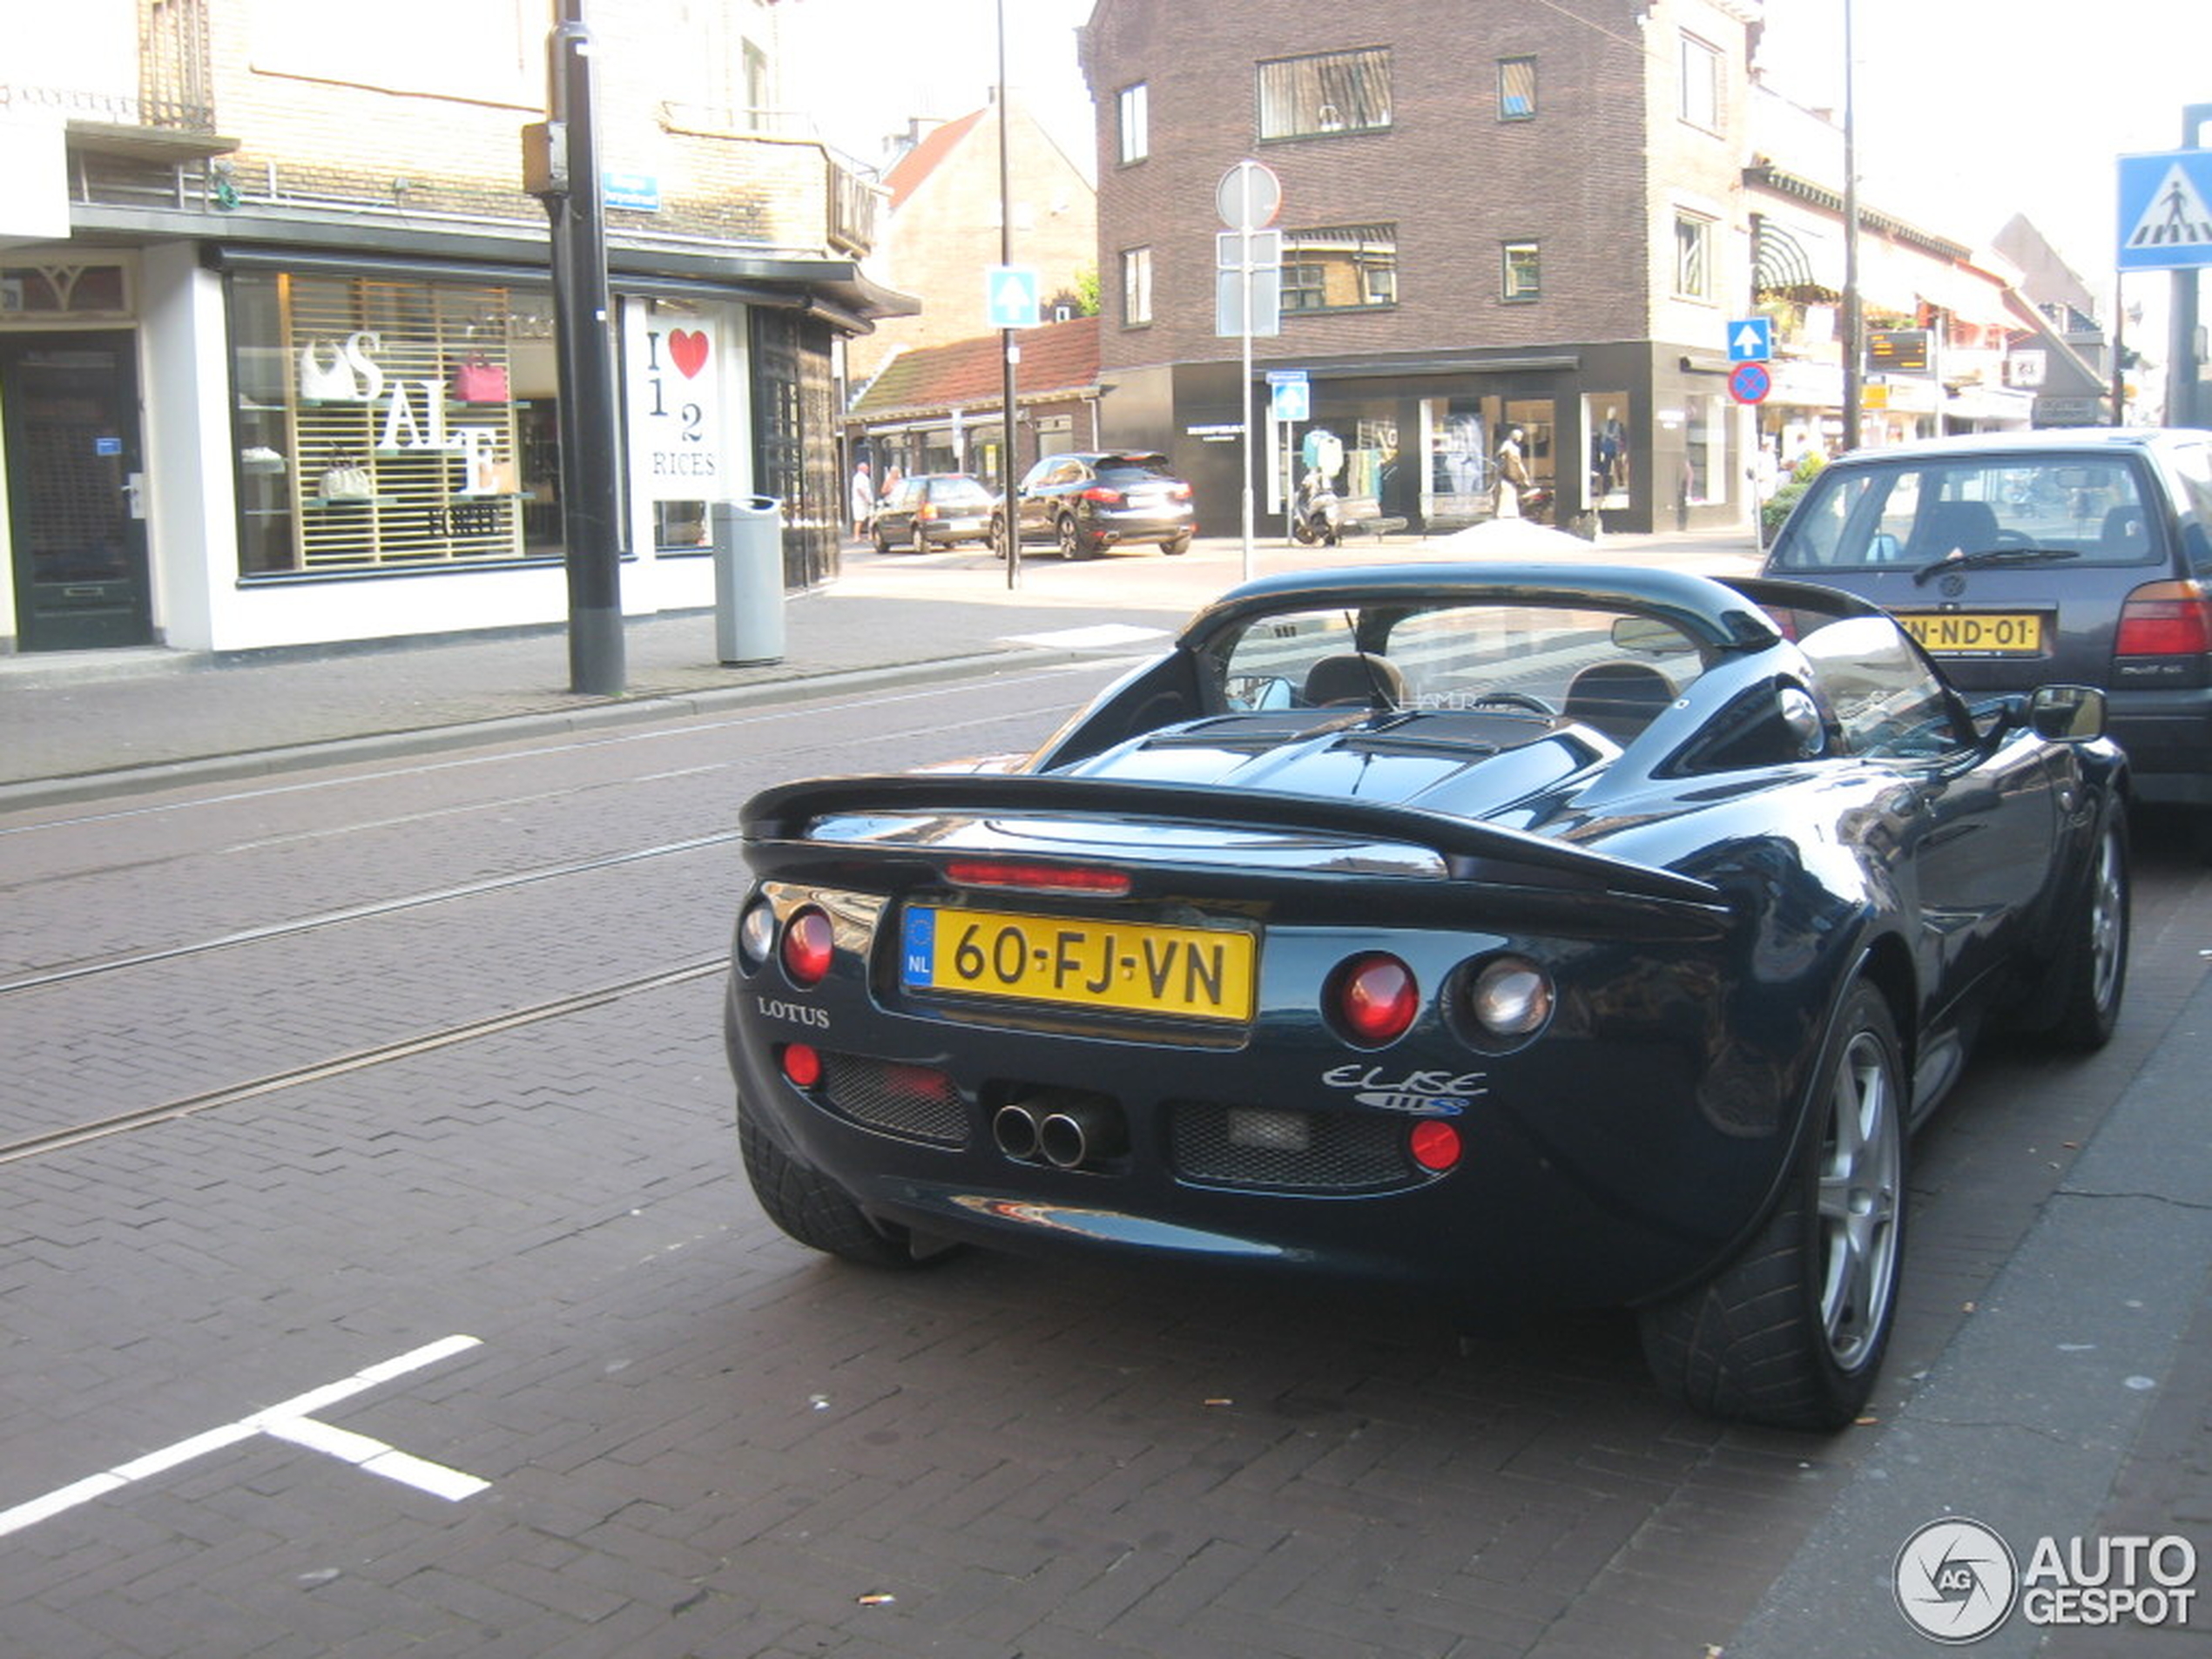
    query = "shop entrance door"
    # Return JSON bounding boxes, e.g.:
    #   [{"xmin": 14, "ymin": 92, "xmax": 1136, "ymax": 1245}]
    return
[{"xmin": 2, "ymin": 330, "xmax": 152, "ymax": 651}]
